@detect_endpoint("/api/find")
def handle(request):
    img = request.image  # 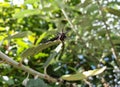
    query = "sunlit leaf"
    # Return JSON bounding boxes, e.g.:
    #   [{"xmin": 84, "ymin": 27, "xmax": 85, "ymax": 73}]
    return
[
  {"xmin": 83, "ymin": 66, "xmax": 106, "ymax": 77},
  {"xmin": 13, "ymin": 9, "xmax": 41, "ymax": 18},
  {"xmin": 61, "ymin": 73, "xmax": 86, "ymax": 81},
  {"xmin": 0, "ymin": 19, "xmax": 4, "ymax": 23},
  {"xmin": 5, "ymin": 31, "xmax": 31, "ymax": 39},
  {"xmin": 0, "ymin": 2, "xmax": 10, "ymax": 7},
  {"xmin": 24, "ymin": 0, "xmax": 40, "ymax": 4},
  {"xmin": 61, "ymin": 66, "xmax": 106, "ymax": 81},
  {"xmin": 36, "ymin": 32, "xmax": 47, "ymax": 45},
  {"xmin": 34, "ymin": 53, "xmax": 49, "ymax": 59},
  {"xmin": 0, "ymin": 27, "xmax": 5, "ymax": 31}
]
